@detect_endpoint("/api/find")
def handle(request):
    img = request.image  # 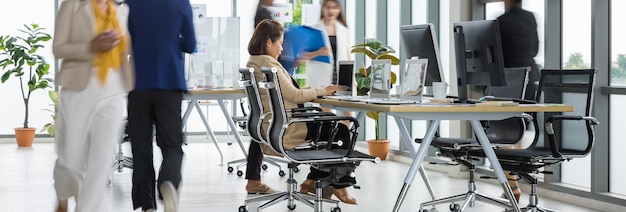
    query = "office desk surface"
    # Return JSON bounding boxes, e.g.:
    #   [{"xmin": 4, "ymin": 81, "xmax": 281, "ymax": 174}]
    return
[{"xmin": 313, "ymin": 98, "xmax": 573, "ymax": 113}]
